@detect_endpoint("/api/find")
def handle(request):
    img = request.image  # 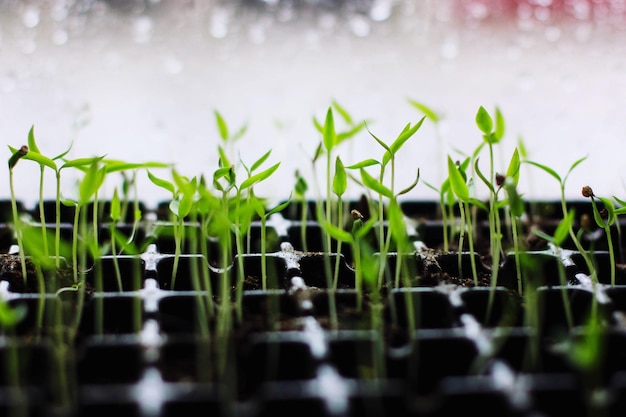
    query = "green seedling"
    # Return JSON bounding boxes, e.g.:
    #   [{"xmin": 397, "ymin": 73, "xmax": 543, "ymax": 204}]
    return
[
  {"xmin": 310, "ymin": 103, "xmax": 365, "ymax": 329},
  {"xmin": 239, "ymin": 149, "xmax": 280, "ymax": 253},
  {"xmin": 524, "ymin": 156, "xmax": 598, "ymax": 283},
  {"xmin": 423, "ymin": 174, "xmax": 457, "ymax": 252},
  {"xmin": 252, "ymin": 194, "xmax": 291, "ymax": 290},
  {"xmin": 148, "ymin": 169, "xmax": 197, "ymax": 289},
  {"xmin": 474, "ymin": 148, "xmax": 522, "ymax": 320},
  {"xmin": 473, "ymin": 106, "xmax": 507, "ymax": 289},
  {"xmin": 9, "ymin": 127, "xmax": 73, "ymax": 259},
  {"xmin": 532, "ymin": 209, "xmax": 576, "ymax": 330},
  {"xmin": 582, "ymin": 186, "xmax": 617, "ymax": 285},
  {"xmin": 498, "ymin": 151, "xmax": 525, "ymax": 293},
  {"xmin": 8, "ymin": 145, "xmax": 29, "ymax": 282},
  {"xmin": 234, "ymin": 150, "xmax": 281, "ymax": 318},
  {"xmin": 322, "ymin": 208, "xmax": 375, "ymax": 313},
  {"xmin": 293, "ymin": 169, "xmax": 309, "ymax": 251},
  {"xmin": 554, "ymin": 312, "xmax": 607, "ymax": 416},
  {"xmin": 346, "ymin": 118, "xmax": 424, "ymax": 287},
  {"xmin": 447, "ymin": 155, "xmax": 485, "ymax": 284},
  {"xmin": 214, "ymin": 109, "xmax": 248, "ymax": 161},
  {"xmin": 312, "ymin": 101, "xmax": 366, "ymax": 246},
  {"xmin": 331, "ymin": 155, "xmax": 347, "ymax": 288},
  {"xmin": 62, "ymin": 157, "xmax": 107, "ymax": 282},
  {"xmin": 108, "ymin": 187, "xmax": 124, "ymax": 291}
]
